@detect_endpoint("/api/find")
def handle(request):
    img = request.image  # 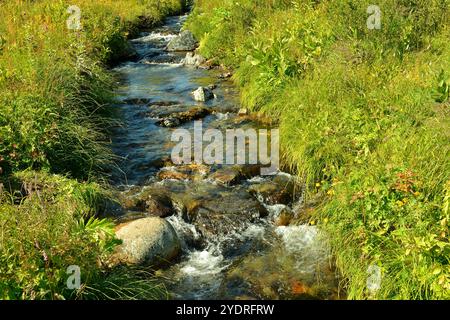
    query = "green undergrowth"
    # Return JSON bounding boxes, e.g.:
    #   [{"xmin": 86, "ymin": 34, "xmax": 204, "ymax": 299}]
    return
[
  {"xmin": 0, "ymin": 0, "xmax": 186, "ymax": 299},
  {"xmin": 186, "ymin": 0, "xmax": 449, "ymax": 299}
]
